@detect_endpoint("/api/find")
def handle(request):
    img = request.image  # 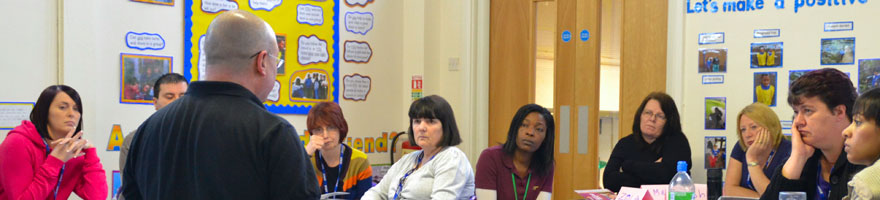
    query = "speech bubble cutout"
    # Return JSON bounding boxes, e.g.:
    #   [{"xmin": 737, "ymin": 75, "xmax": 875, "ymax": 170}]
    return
[
  {"xmin": 345, "ymin": 12, "xmax": 374, "ymax": 35},
  {"xmin": 344, "ymin": 40, "xmax": 372, "ymax": 63},
  {"xmin": 250, "ymin": 0, "xmax": 282, "ymax": 11},
  {"xmin": 198, "ymin": 35, "xmax": 207, "ymax": 81},
  {"xmin": 201, "ymin": 0, "xmax": 238, "ymax": 14},
  {"xmin": 345, "ymin": 0, "xmax": 374, "ymax": 7},
  {"xmin": 267, "ymin": 81, "xmax": 281, "ymax": 102},
  {"xmin": 343, "ymin": 74, "xmax": 371, "ymax": 101},
  {"xmin": 296, "ymin": 4, "xmax": 324, "ymax": 26},
  {"xmin": 297, "ymin": 35, "xmax": 329, "ymax": 65},
  {"xmin": 125, "ymin": 32, "xmax": 165, "ymax": 51}
]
